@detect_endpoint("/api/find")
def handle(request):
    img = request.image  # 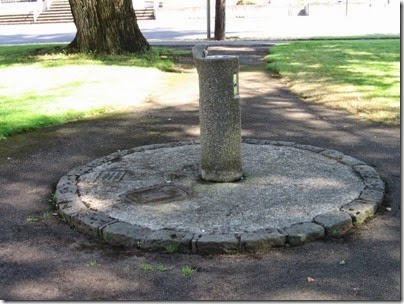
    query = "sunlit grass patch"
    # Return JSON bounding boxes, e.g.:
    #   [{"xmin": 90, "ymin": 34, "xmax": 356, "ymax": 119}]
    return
[
  {"xmin": 0, "ymin": 44, "xmax": 183, "ymax": 140},
  {"xmin": 265, "ymin": 39, "xmax": 400, "ymax": 125},
  {"xmin": 0, "ymin": 44, "xmax": 182, "ymax": 71},
  {"xmin": 0, "ymin": 64, "xmax": 165, "ymax": 139}
]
